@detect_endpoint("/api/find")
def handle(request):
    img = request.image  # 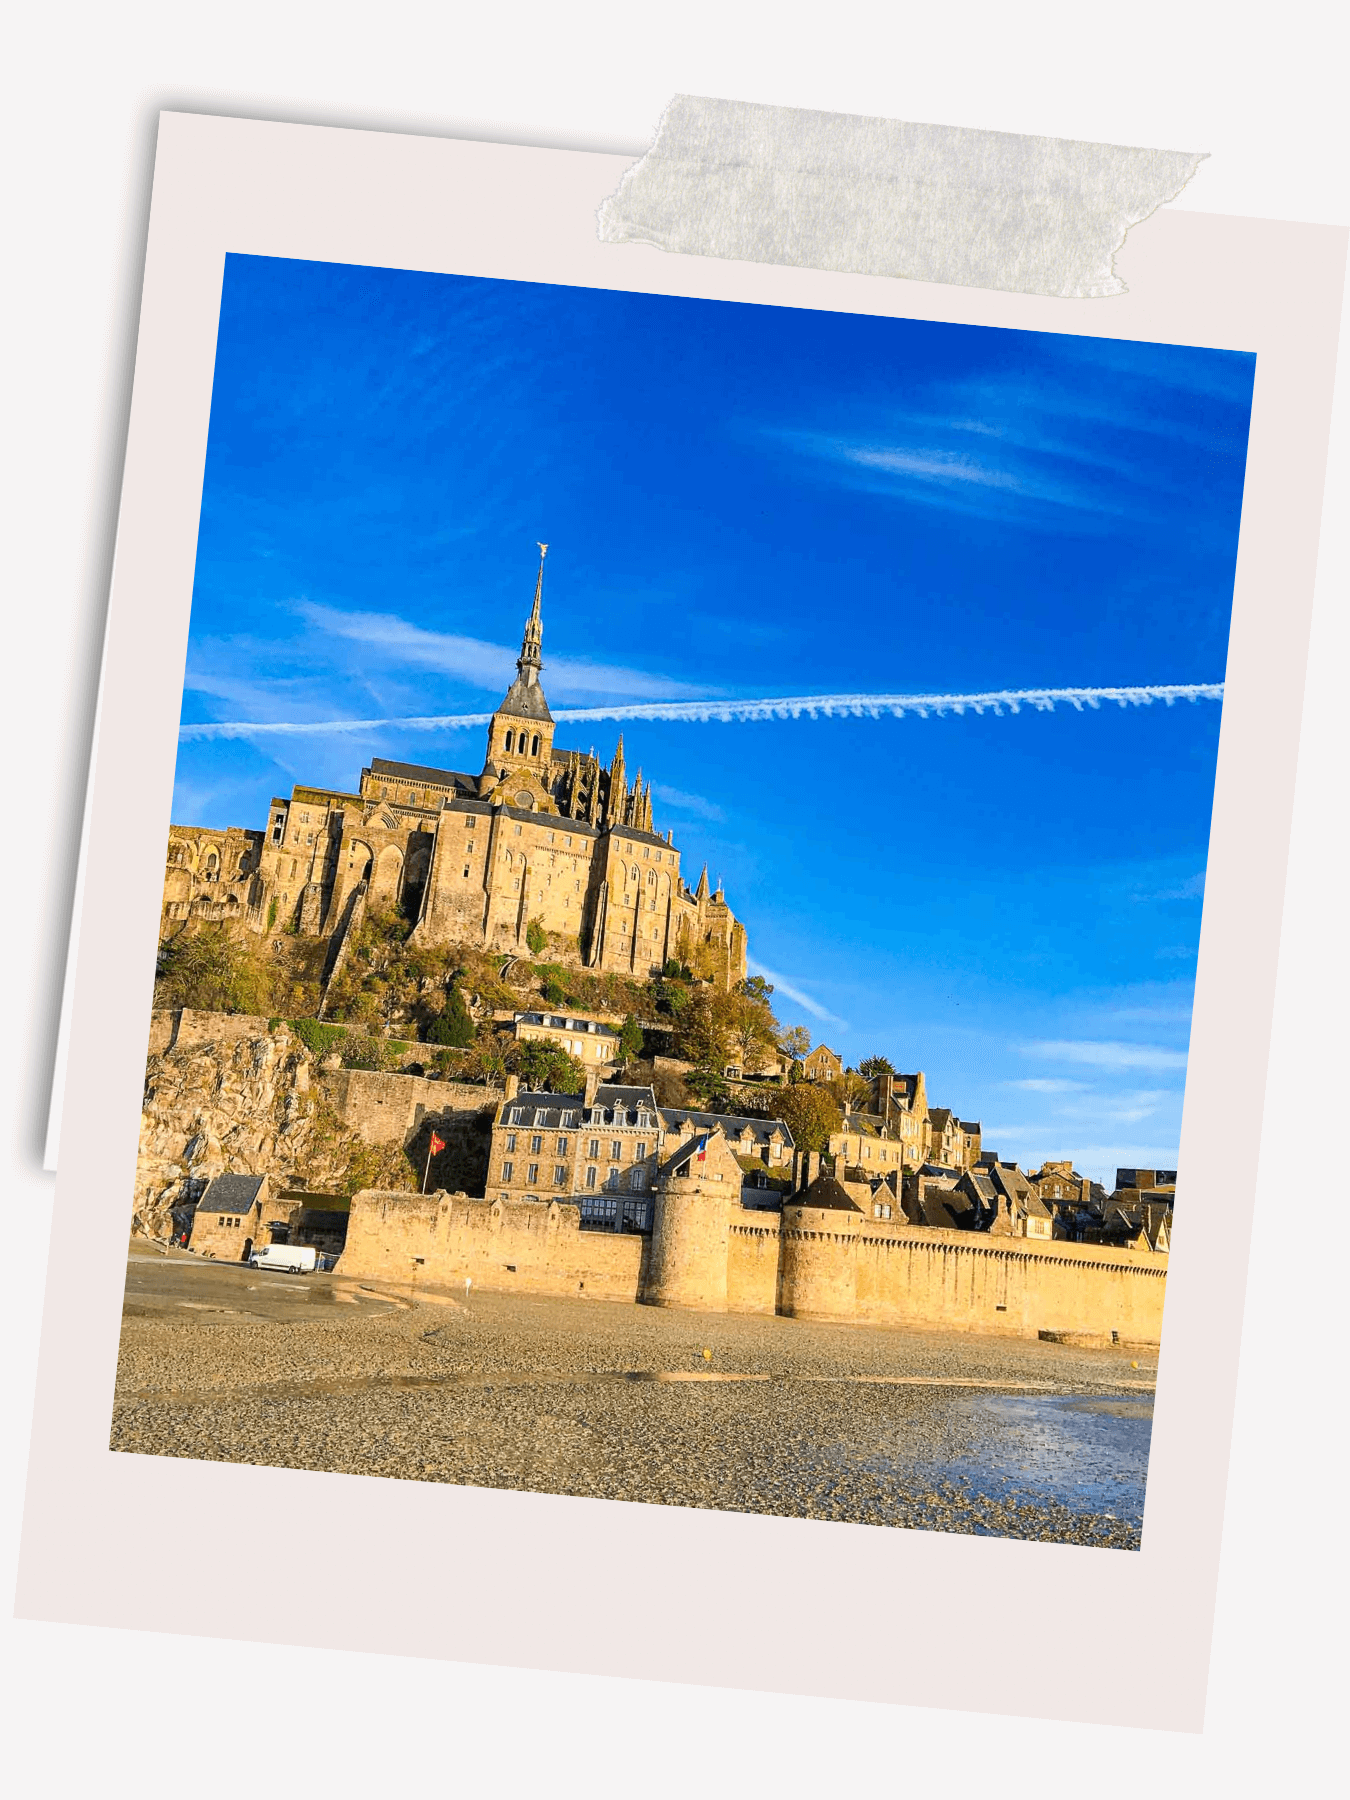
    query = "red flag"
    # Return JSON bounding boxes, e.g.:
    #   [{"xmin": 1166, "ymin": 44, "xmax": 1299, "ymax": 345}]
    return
[{"xmin": 429, "ymin": 1132, "xmax": 446, "ymax": 1156}]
